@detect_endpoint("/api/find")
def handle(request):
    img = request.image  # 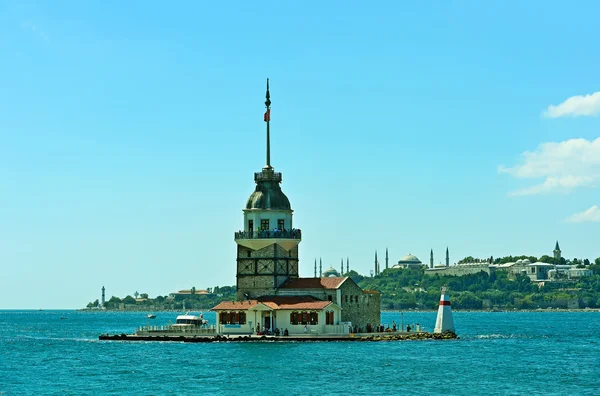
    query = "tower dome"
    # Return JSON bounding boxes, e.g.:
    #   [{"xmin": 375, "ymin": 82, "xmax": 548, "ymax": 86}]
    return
[{"xmin": 245, "ymin": 170, "xmax": 291, "ymax": 210}]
